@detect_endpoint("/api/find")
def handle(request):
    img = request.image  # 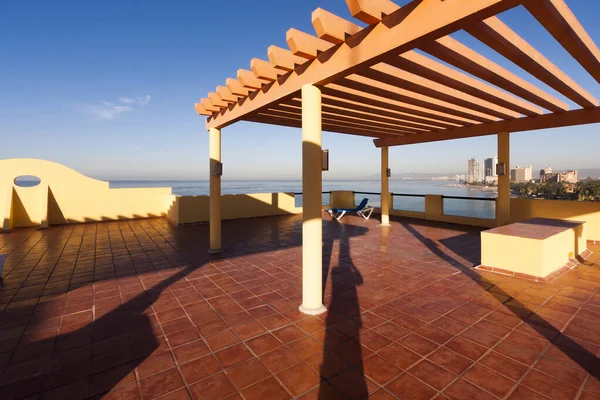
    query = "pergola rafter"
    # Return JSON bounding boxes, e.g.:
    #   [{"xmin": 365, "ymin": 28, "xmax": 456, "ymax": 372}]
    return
[{"xmin": 196, "ymin": 0, "xmax": 600, "ymax": 146}]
